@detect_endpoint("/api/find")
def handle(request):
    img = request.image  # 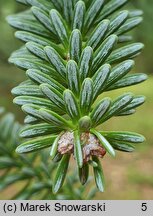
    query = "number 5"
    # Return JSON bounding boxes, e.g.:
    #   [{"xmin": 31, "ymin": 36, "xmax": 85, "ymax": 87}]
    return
[{"xmin": 141, "ymin": 203, "xmax": 147, "ymax": 211}]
